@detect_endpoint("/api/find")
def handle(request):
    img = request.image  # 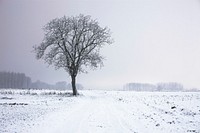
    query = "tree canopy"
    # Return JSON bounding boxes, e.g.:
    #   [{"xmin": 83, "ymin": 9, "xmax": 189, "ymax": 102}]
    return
[{"xmin": 34, "ymin": 14, "xmax": 113, "ymax": 95}]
